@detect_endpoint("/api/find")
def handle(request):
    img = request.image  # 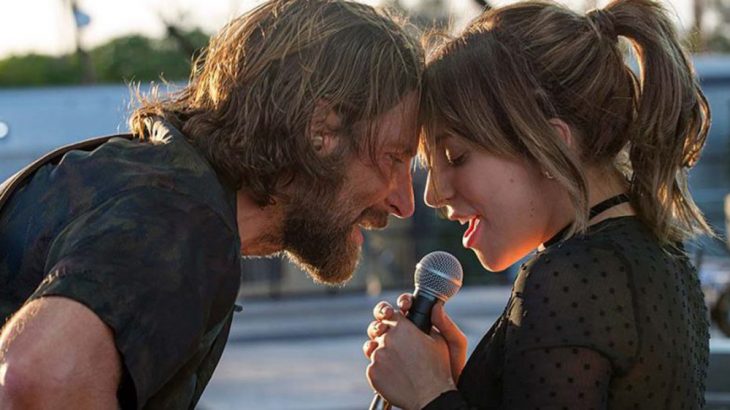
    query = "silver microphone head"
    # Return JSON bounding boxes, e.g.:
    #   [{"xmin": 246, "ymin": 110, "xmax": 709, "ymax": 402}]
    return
[{"xmin": 414, "ymin": 251, "xmax": 463, "ymax": 302}]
